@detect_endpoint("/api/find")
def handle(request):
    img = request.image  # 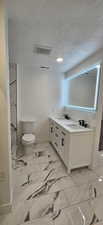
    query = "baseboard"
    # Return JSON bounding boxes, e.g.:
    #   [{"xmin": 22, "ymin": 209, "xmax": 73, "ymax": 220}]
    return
[{"xmin": 0, "ymin": 202, "xmax": 12, "ymax": 215}]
